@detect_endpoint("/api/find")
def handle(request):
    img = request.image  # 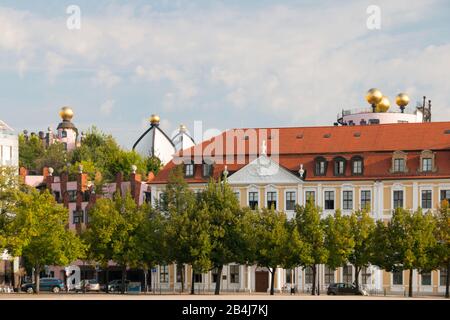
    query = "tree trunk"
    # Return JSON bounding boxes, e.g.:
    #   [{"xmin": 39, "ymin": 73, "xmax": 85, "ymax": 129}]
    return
[
  {"xmin": 270, "ymin": 268, "xmax": 276, "ymax": 295},
  {"xmin": 311, "ymin": 265, "xmax": 316, "ymax": 296},
  {"xmin": 190, "ymin": 268, "xmax": 195, "ymax": 295},
  {"xmin": 180, "ymin": 264, "xmax": 184, "ymax": 293},
  {"xmin": 34, "ymin": 265, "xmax": 40, "ymax": 294},
  {"xmin": 408, "ymin": 268, "xmax": 413, "ymax": 297},
  {"xmin": 445, "ymin": 262, "xmax": 449, "ymax": 299},
  {"xmin": 354, "ymin": 266, "xmax": 361, "ymax": 290},
  {"xmin": 121, "ymin": 265, "xmax": 127, "ymax": 294},
  {"xmin": 214, "ymin": 265, "xmax": 223, "ymax": 295},
  {"xmin": 105, "ymin": 267, "xmax": 109, "ymax": 293},
  {"xmin": 143, "ymin": 268, "xmax": 148, "ymax": 293},
  {"xmin": 317, "ymin": 265, "xmax": 320, "ymax": 295}
]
